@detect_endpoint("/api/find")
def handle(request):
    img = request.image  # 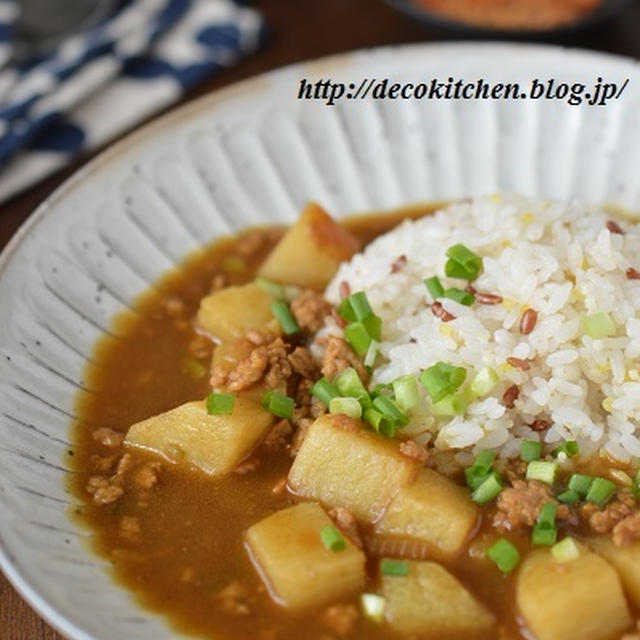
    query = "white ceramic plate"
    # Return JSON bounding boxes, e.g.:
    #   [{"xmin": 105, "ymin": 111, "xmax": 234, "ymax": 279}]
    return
[{"xmin": 2, "ymin": 42, "xmax": 640, "ymax": 640}]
